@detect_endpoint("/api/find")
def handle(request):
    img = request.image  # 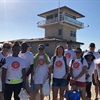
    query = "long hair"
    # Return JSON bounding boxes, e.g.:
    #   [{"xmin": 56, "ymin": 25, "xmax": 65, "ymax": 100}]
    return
[{"xmin": 54, "ymin": 45, "xmax": 64, "ymax": 56}]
